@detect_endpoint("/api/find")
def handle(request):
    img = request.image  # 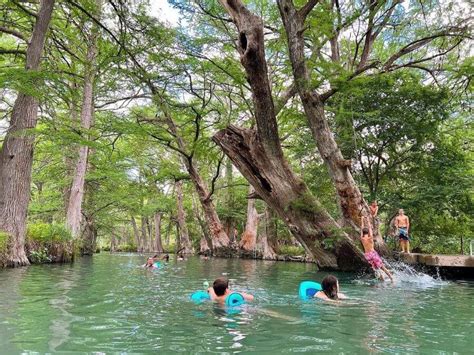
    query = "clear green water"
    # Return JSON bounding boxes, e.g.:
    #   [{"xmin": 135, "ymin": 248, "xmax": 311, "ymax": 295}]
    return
[{"xmin": 0, "ymin": 254, "xmax": 473, "ymax": 354}]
